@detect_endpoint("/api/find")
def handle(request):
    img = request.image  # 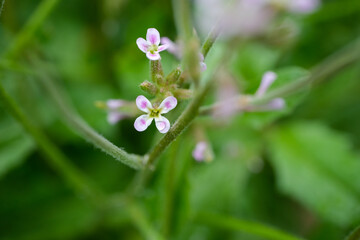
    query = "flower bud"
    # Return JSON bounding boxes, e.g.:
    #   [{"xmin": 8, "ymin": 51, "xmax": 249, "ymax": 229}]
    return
[
  {"xmin": 174, "ymin": 88, "xmax": 193, "ymax": 100},
  {"xmin": 140, "ymin": 80, "xmax": 158, "ymax": 96},
  {"xmin": 166, "ymin": 67, "xmax": 182, "ymax": 84}
]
